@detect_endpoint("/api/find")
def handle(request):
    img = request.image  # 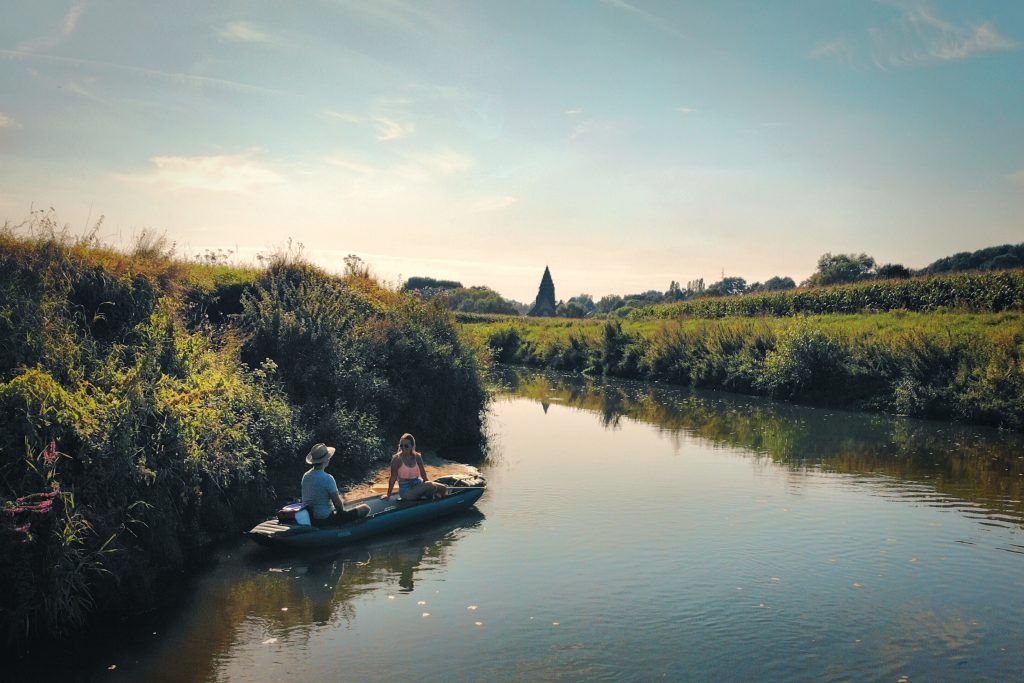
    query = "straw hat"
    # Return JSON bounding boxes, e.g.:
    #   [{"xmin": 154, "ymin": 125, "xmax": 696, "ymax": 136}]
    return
[{"xmin": 305, "ymin": 443, "xmax": 336, "ymax": 465}]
